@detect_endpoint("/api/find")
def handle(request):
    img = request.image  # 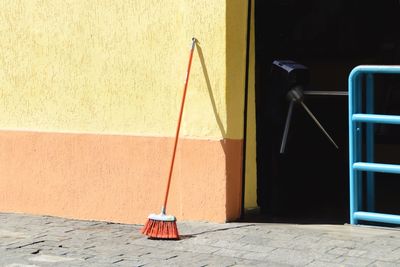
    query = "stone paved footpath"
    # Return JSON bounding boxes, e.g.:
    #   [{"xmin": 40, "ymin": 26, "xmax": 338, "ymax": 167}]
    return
[{"xmin": 2, "ymin": 213, "xmax": 400, "ymax": 266}]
